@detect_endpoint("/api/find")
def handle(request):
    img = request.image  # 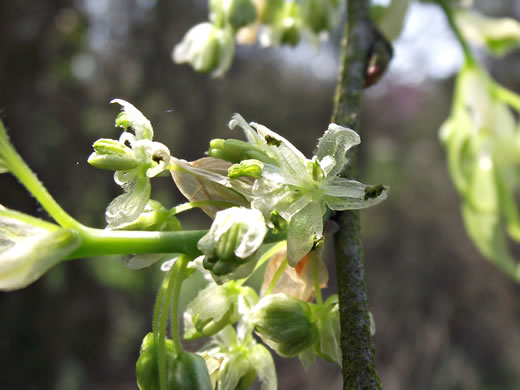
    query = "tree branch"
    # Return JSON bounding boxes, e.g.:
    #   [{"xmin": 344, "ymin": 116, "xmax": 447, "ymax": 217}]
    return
[{"xmin": 331, "ymin": 1, "xmax": 390, "ymax": 389}]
